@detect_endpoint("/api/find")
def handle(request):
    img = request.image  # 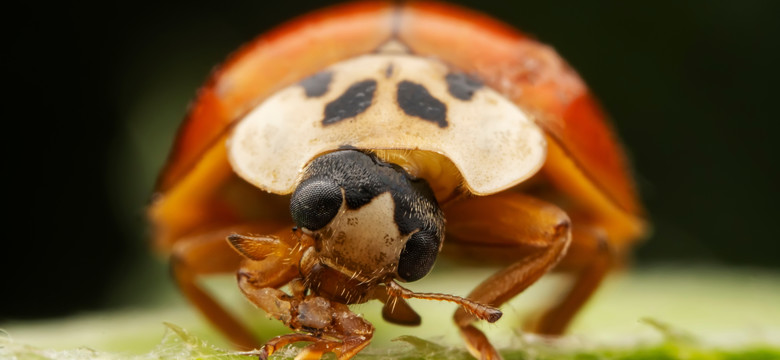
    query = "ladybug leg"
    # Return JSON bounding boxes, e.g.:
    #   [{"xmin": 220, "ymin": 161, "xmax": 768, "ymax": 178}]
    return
[
  {"xmin": 372, "ymin": 285, "xmax": 422, "ymax": 326},
  {"xmin": 331, "ymin": 333, "xmax": 374, "ymax": 360},
  {"xmin": 170, "ymin": 224, "xmax": 288, "ymax": 349},
  {"xmin": 256, "ymin": 333, "xmax": 323, "ymax": 360},
  {"xmin": 256, "ymin": 332, "xmax": 371, "ymax": 360},
  {"xmin": 171, "ymin": 230, "xmax": 256, "ymax": 349},
  {"xmin": 526, "ymin": 220, "xmax": 612, "ymax": 334},
  {"xmin": 443, "ymin": 192, "xmax": 571, "ymax": 360},
  {"xmin": 295, "ymin": 331, "xmax": 373, "ymax": 360},
  {"xmin": 237, "ymin": 271, "xmax": 374, "ymax": 360}
]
